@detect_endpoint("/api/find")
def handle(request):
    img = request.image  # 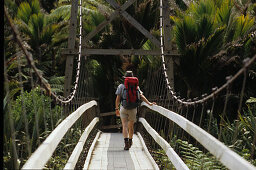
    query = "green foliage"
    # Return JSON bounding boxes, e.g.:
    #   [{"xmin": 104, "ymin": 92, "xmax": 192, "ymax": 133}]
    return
[
  {"xmin": 213, "ymin": 98, "xmax": 256, "ymax": 165},
  {"xmin": 190, "ymin": 0, "xmax": 216, "ymax": 19},
  {"xmin": 137, "ymin": 40, "xmax": 162, "ymax": 89},
  {"xmin": 13, "ymin": 0, "xmax": 70, "ymax": 82},
  {"xmin": 5, "ymin": 0, "xmax": 256, "ymax": 168},
  {"xmin": 48, "ymin": 5, "xmax": 71, "ymax": 21},
  {"xmin": 216, "ymin": 0, "xmax": 233, "ymax": 26},
  {"xmin": 12, "ymin": 87, "xmax": 62, "ymax": 144},
  {"xmin": 17, "ymin": 2, "xmax": 32, "ymax": 23},
  {"xmin": 16, "ymin": 1, "xmax": 59, "ymax": 50},
  {"xmin": 45, "ymin": 127, "xmax": 83, "ymax": 169},
  {"xmin": 151, "ymin": 137, "xmax": 225, "ymax": 169},
  {"xmin": 233, "ymin": 14, "xmax": 255, "ymax": 39},
  {"xmin": 176, "ymin": 139, "xmax": 226, "ymax": 169},
  {"xmin": 175, "ymin": 0, "xmax": 188, "ymax": 11},
  {"xmin": 4, "ymin": 87, "xmax": 63, "ymax": 168},
  {"xmin": 84, "ymin": 11, "xmax": 106, "ymax": 42},
  {"xmin": 172, "ymin": 0, "xmax": 256, "ymax": 98},
  {"xmin": 146, "ymin": 97, "xmax": 256, "ymax": 168},
  {"xmin": 48, "ymin": 76, "xmax": 65, "ymax": 94}
]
